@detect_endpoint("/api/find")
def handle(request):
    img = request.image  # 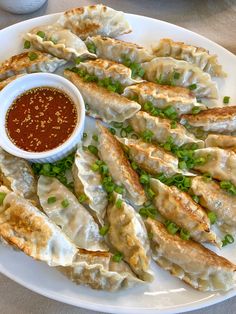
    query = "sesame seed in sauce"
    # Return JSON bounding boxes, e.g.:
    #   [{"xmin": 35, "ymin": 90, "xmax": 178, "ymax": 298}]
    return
[{"xmin": 6, "ymin": 87, "xmax": 78, "ymax": 152}]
